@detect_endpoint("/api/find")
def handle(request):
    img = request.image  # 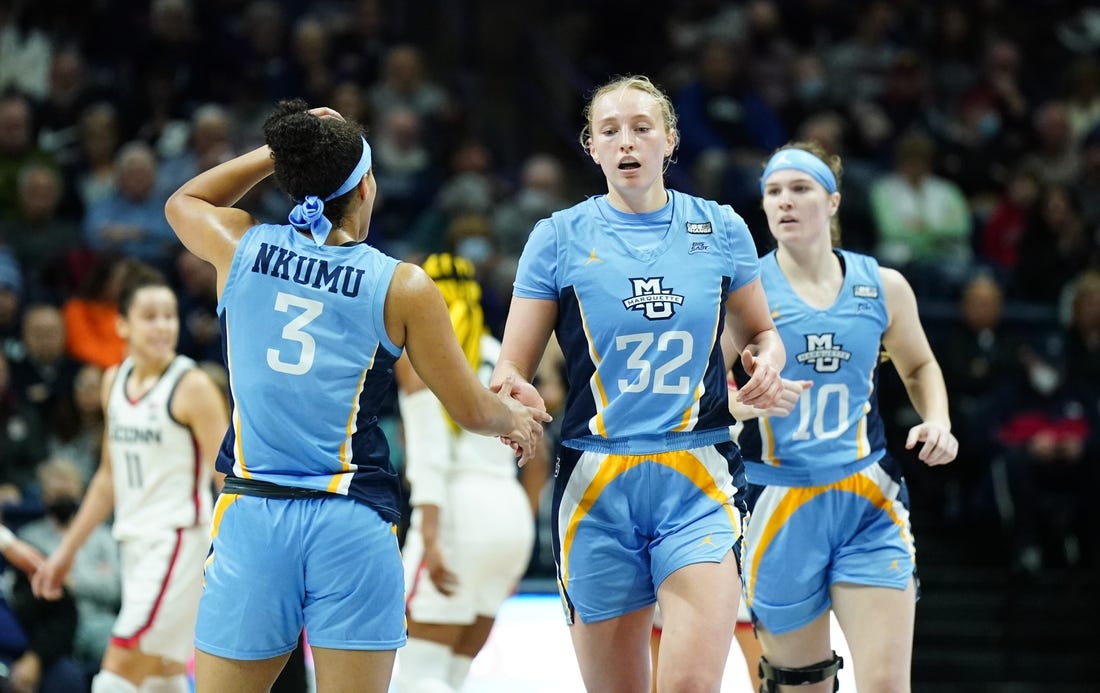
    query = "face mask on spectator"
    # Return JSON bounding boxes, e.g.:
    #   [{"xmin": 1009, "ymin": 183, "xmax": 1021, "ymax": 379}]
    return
[
  {"xmin": 1028, "ymin": 361, "xmax": 1060, "ymax": 396},
  {"xmin": 46, "ymin": 497, "xmax": 80, "ymax": 524}
]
